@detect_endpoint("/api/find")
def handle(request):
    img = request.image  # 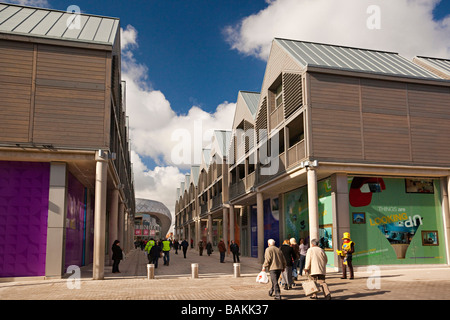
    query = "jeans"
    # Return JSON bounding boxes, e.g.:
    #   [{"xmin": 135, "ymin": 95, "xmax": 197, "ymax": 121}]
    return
[
  {"xmin": 269, "ymin": 270, "xmax": 282, "ymax": 298},
  {"xmin": 220, "ymin": 252, "xmax": 225, "ymax": 263},
  {"xmin": 163, "ymin": 251, "xmax": 170, "ymax": 265},
  {"xmin": 281, "ymin": 266, "xmax": 293, "ymax": 287},
  {"xmin": 152, "ymin": 257, "xmax": 159, "ymax": 268},
  {"xmin": 299, "ymin": 255, "xmax": 306, "ymax": 275}
]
